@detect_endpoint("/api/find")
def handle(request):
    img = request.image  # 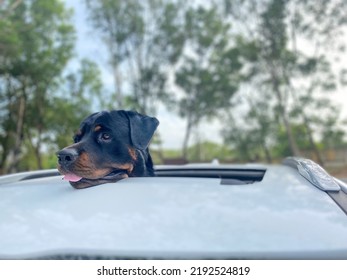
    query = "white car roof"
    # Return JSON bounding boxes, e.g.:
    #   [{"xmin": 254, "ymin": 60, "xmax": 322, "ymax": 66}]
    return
[{"xmin": 0, "ymin": 164, "xmax": 347, "ymax": 259}]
